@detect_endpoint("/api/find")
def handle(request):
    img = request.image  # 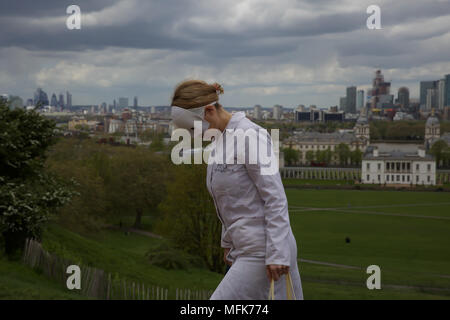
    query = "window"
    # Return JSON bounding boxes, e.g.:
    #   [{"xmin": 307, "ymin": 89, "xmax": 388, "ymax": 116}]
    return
[
  {"xmin": 392, "ymin": 175, "xmax": 394, "ymax": 181},
  {"xmin": 378, "ymin": 175, "xmax": 380, "ymax": 181},
  {"xmin": 397, "ymin": 175, "xmax": 400, "ymax": 181},
  {"xmin": 407, "ymin": 163, "xmax": 410, "ymax": 171},
  {"xmin": 386, "ymin": 163, "xmax": 390, "ymax": 170},
  {"xmin": 427, "ymin": 176, "xmax": 430, "ymax": 182},
  {"xmin": 387, "ymin": 175, "xmax": 390, "ymax": 181},
  {"xmin": 367, "ymin": 175, "xmax": 370, "ymax": 181},
  {"xmin": 416, "ymin": 164, "xmax": 419, "ymax": 171},
  {"xmin": 367, "ymin": 163, "xmax": 370, "ymax": 170},
  {"xmin": 416, "ymin": 175, "xmax": 419, "ymax": 182},
  {"xmin": 427, "ymin": 164, "xmax": 431, "ymax": 171},
  {"xmin": 402, "ymin": 175, "xmax": 405, "ymax": 182},
  {"xmin": 378, "ymin": 163, "xmax": 381, "ymax": 171},
  {"xmin": 407, "ymin": 175, "xmax": 410, "ymax": 182},
  {"xmin": 402, "ymin": 162, "xmax": 405, "ymax": 170}
]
